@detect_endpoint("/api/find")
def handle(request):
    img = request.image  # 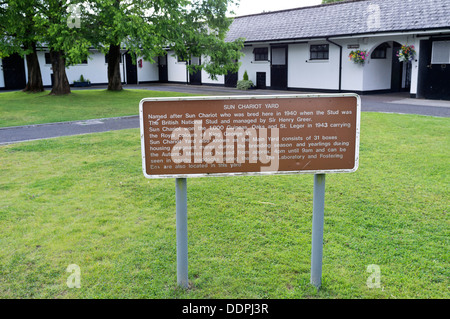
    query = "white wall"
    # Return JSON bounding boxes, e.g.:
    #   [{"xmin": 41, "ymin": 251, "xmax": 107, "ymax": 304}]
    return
[
  {"xmin": 341, "ymin": 58, "xmax": 364, "ymax": 91},
  {"xmin": 359, "ymin": 35, "xmax": 419, "ymax": 94},
  {"xmin": 0, "ymin": 59, "xmax": 5, "ymax": 88},
  {"xmin": 200, "ymin": 55, "xmax": 225, "ymax": 85},
  {"xmin": 288, "ymin": 41, "xmax": 340, "ymax": 90},
  {"xmin": 37, "ymin": 50, "xmax": 121, "ymax": 86},
  {"xmin": 38, "ymin": 52, "xmax": 51, "ymax": 86},
  {"xmin": 36, "ymin": 50, "xmax": 134, "ymax": 86},
  {"xmin": 239, "ymin": 46, "xmax": 271, "ymax": 87},
  {"xmin": 137, "ymin": 57, "xmax": 159, "ymax": 83},
  {"xmin": 201, "ymin": 72, "xmax": 224, "ymax": 85},
  {"xmin": 409, "ymin": 37, "xmax": 420, "ymax": 96},
  {"xmin": 167, "ymin": 51, "xmax": 188, "ymax": 83},
  {"xmin": 0, "ymin": 33, "xmax": 423, "ymax": 96},
  {"xmin": 2, "ymin": 51, "xmax": 159, "ymax": 88},
  {"xmin": 361, "ymin": 40, "xmax": 393, "ymax": 91},
  {"xmin": 66, "ymin": 51, "xmax": 110, "ymax": 84}
]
